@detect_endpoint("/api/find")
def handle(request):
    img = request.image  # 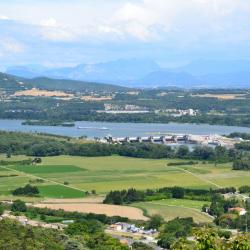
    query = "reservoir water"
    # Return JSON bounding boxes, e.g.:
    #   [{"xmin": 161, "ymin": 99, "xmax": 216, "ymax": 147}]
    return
[{"xmin": 1, "ymin": 119, "xmax": 250, "ymax": 138}]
